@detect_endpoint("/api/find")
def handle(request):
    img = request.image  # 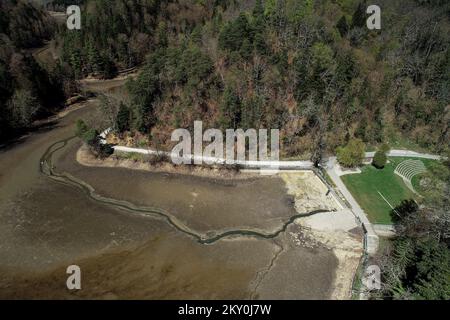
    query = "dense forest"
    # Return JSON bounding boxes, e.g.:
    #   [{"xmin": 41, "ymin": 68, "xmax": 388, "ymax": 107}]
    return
[
  {"xmin": 376, "ymin": 157, "xmax": 449, "ymax": 299},
  {"xmin": 8, "ymin": 0, "xmax": 448, "ymax": 157},
  {"xmin": 54, "ymin": 0, "xmax": 450, "ymax": 160},
  {"xmin": 0, "ymin": 0, "xmax": 73, "ymax": 142}
]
